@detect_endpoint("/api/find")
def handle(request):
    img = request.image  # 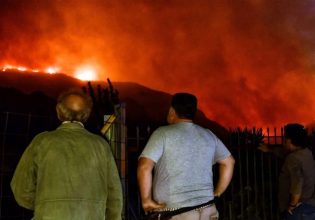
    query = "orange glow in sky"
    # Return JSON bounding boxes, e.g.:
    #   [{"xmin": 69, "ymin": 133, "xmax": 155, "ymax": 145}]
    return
[{"xmin": 2, "ymin": 1, "xmax": 315, "ymax": 128}]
